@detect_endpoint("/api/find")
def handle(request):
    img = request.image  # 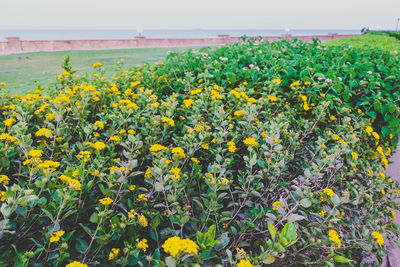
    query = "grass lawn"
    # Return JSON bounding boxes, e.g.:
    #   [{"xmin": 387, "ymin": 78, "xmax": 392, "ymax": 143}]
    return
[
  {"xmin": 325, "ymin": 33, "xmax": 400, "ymax": 51},
  {"xmin": 0, "ymin": 47, "xmax": 194, "ymax": 95}
]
